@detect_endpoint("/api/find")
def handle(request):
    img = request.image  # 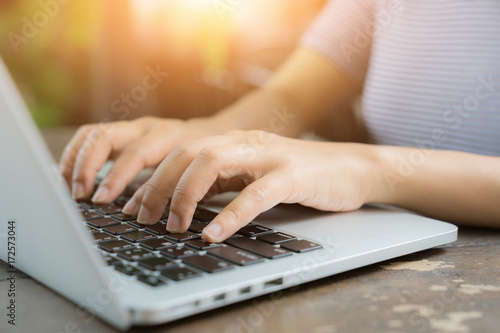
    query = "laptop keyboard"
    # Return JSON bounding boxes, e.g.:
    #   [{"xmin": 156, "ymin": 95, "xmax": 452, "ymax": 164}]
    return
[{"xmin": 78, "ymin": 194, "xmax": 323, "ymax": 288}]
